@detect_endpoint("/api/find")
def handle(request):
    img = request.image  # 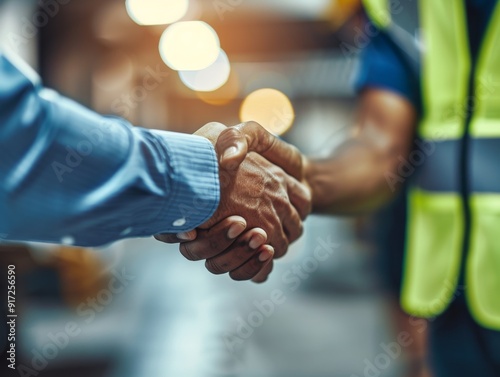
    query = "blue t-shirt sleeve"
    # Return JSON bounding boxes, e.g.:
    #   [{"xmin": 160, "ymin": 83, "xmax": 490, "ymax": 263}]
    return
[{"xmin": 355, "ymin": 25, "xmax": 420, "ymax": 110}]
